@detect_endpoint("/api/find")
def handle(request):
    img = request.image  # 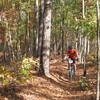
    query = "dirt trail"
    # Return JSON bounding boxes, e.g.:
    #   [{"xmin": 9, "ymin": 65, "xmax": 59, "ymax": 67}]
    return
[{"xmin": 0, "ymin": 59, "xmax": 96, "ymax": 100}]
